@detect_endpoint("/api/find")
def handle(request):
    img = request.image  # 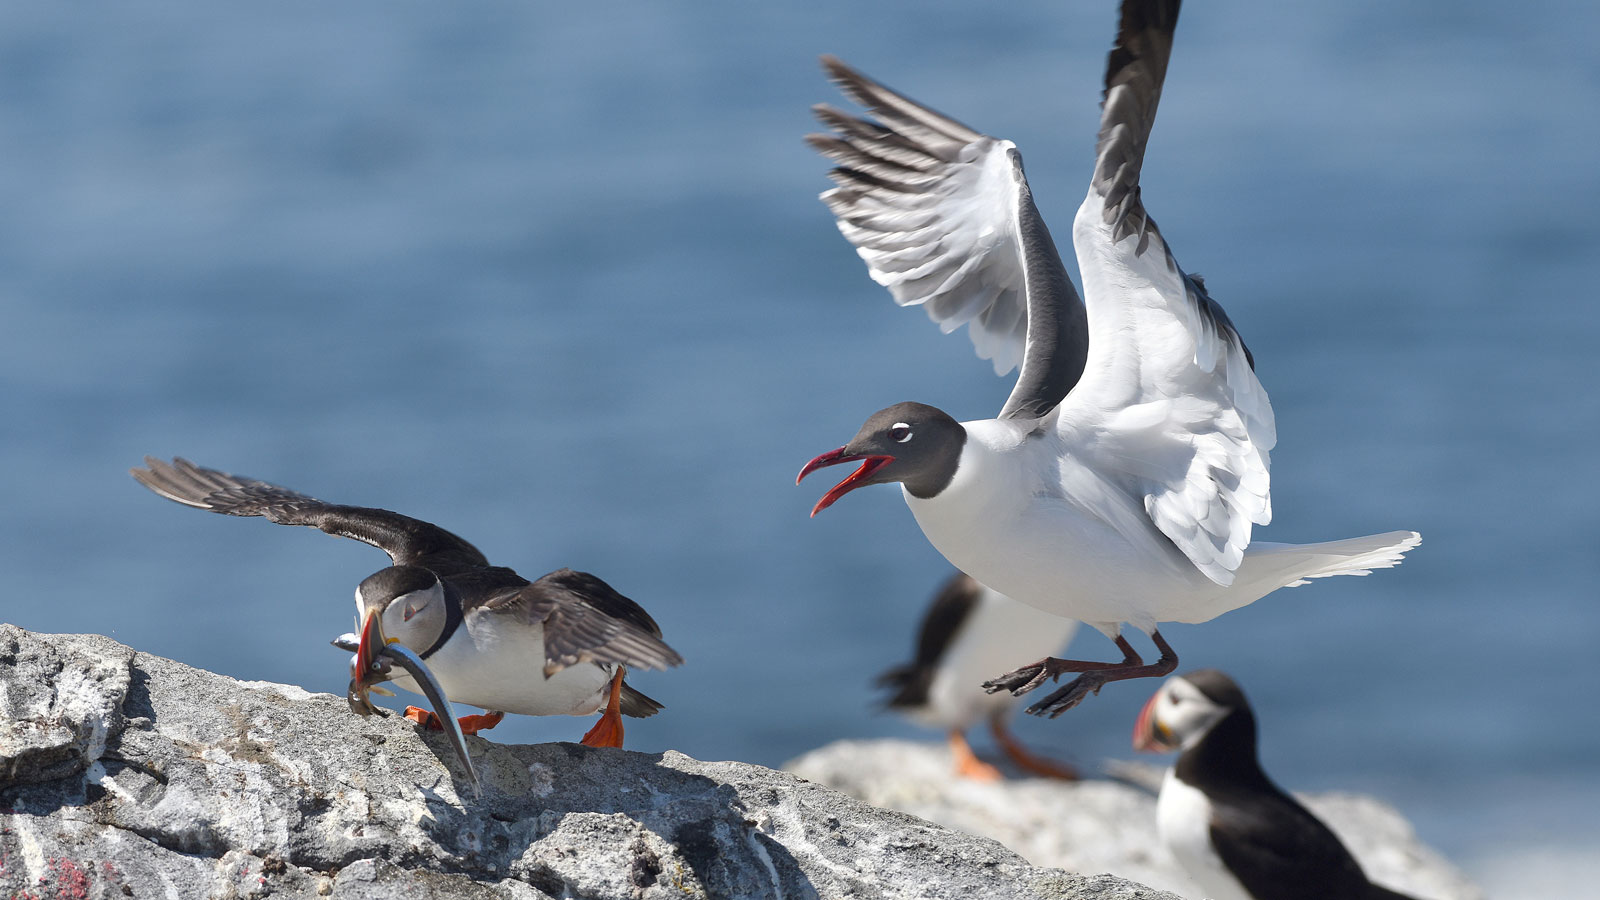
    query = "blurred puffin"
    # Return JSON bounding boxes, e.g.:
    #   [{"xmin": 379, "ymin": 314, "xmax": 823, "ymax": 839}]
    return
[
  {"xmin": 879, "ymin": 572, "xmax": 1081, "ymax": 780},
  {"xmin": 1134, "ymin": 670, "xmax": 1421, "ymax": 900},
  {"xmin": 133, "ymin": 457, "xmax": 683, "ymax": 747}
]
